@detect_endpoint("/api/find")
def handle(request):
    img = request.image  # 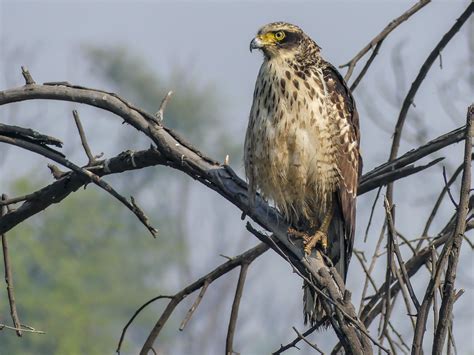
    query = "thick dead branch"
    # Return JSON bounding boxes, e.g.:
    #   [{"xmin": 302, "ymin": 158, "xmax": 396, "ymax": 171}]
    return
[
  {"xmin": 0, "ymin": 133, "xmax": 158, "ymax": 237},
  {"xmin": 0, "ymin": 148, "xmax": 164, "ymax": 234}
]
